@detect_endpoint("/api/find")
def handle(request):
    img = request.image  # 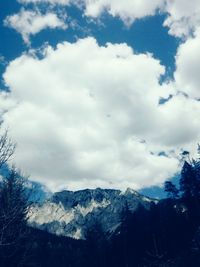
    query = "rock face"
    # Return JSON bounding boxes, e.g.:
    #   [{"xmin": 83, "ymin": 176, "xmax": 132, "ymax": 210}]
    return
[{"xmin": 28, "ymin": 188, "xmax": 156, "ymax": 239}]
